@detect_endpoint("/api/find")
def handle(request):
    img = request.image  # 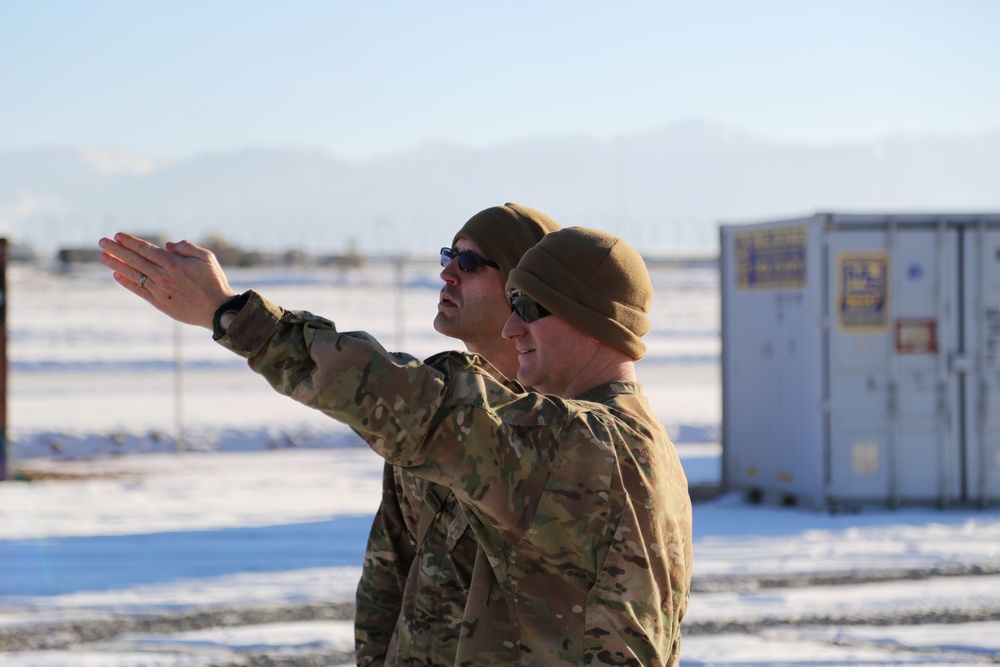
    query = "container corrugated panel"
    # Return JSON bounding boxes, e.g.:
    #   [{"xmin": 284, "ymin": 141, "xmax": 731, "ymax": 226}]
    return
[
  {"xmin": 720, "ymin": 212, "xmax": 1000, "ymax": 509},
  {"xmin": 961, "ymin": 222, "xmax": 1000, "ymax": 506}
]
